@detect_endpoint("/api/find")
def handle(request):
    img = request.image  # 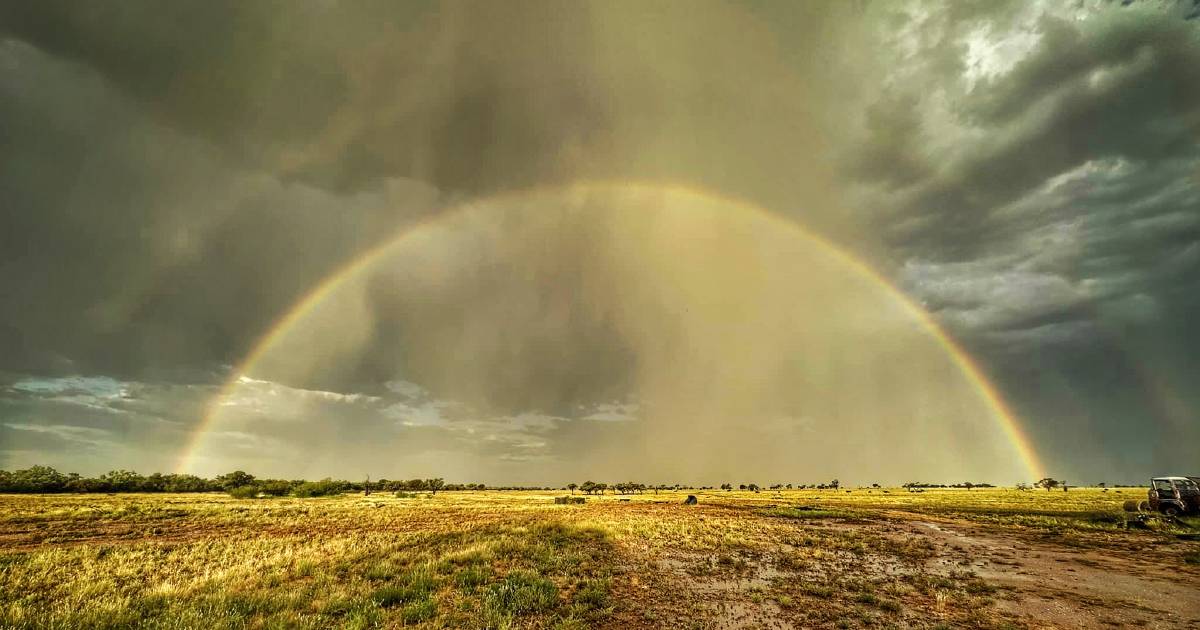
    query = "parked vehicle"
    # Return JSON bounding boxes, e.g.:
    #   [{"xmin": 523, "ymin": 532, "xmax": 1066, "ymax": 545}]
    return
[{"xmin": 1147, "ymin": 477, "xmax": 1200, "ymax": 516}]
